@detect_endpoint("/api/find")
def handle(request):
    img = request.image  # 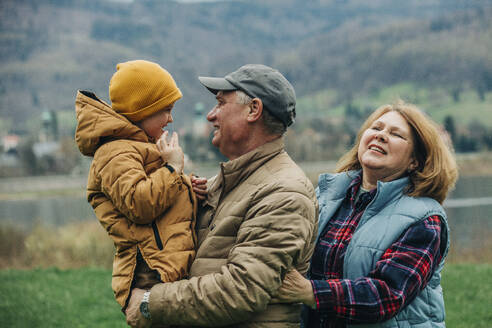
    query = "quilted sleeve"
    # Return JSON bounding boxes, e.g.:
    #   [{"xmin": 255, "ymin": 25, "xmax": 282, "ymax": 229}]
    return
[
  {"xmin": 148, "ymin": 188, "xmax": 317, "ymax": 326},
  {"xmin": 94, "ymin": 142, "xmax": 183, "ymax": 225}
]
